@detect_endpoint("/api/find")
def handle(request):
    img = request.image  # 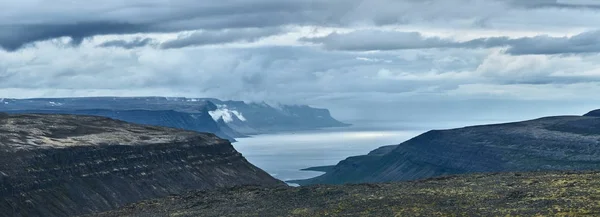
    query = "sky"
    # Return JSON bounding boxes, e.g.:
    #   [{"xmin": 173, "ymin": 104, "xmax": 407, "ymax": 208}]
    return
[{"xmin": 2, "ymin": 0, "xmax": 600, "ymax": 123}]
